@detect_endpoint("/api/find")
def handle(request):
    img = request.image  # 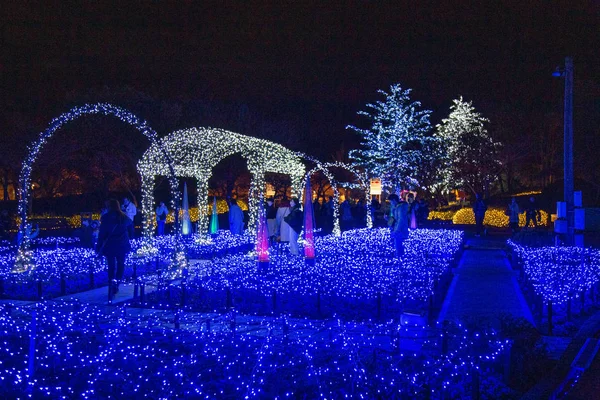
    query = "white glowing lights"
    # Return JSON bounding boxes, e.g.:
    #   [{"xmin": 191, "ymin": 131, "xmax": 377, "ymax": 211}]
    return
[
  {"xmin": 14, "ymin": 103, "xmax": 182, "ymax": 273},
  {"xmin": 138, "ymin": 127, "xmax": 305, "ymax": 237}
]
